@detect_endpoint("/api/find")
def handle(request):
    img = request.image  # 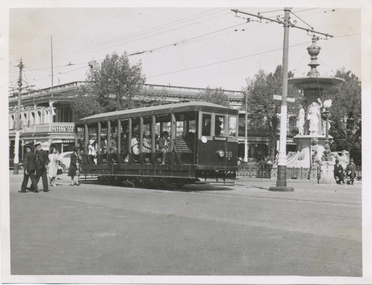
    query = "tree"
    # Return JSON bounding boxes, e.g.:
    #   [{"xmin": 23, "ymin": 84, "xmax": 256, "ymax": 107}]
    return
[
  {"xmin": 196, "ymin": 87, "xmax": 230, "ymax": 107},
  {"xmin": 324, "ymin": 68, "xmax": 361, "ymax": 164},
  {"xmin": 73, "ymin": 51, "xmax": 146, "ymax": 118},
  {"xmin": 243, "ymin": 65, "xmax": 301, "ymax": 159},
  {"xmin": 70, "ymin": 87, "xmax": 104, "ymax": 120}
]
